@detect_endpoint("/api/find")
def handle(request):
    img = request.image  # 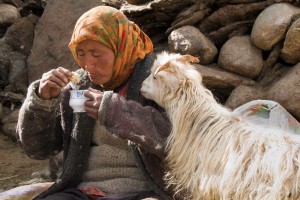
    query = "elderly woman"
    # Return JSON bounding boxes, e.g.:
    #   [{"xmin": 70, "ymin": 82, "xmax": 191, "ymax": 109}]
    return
[{"xmin": 16, "ymin": 5, "xmax": 174, "ymax": 200}]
